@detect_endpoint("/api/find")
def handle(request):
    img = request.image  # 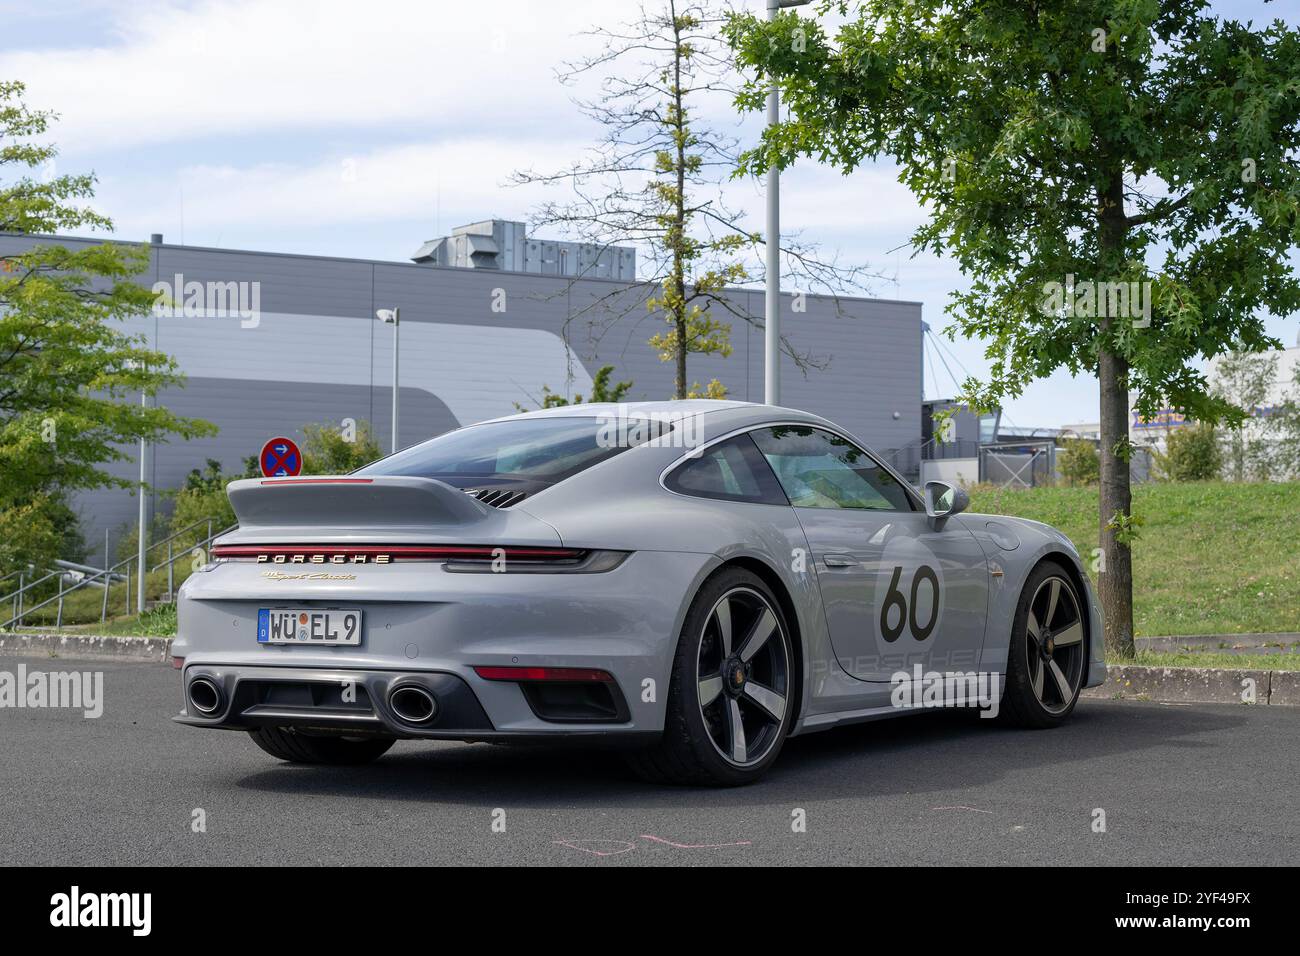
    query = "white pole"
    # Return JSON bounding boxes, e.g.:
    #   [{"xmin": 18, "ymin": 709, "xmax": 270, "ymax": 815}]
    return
[
  {"xmin": 764, "ymin": 0, "xmax": 781, "ymax": 407},
  {"xmin": 137, "ymin": 389, "xmax": 151, "ymax": 614},
  {"xmin": 391, "ymin": 307, "xmax": 400, "ymax": 454}
]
